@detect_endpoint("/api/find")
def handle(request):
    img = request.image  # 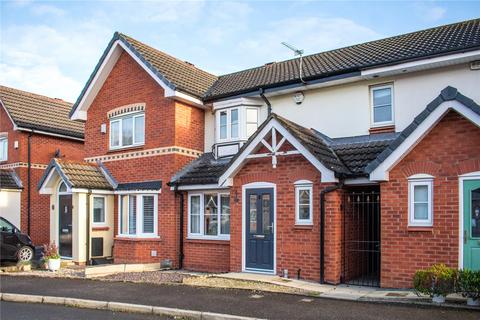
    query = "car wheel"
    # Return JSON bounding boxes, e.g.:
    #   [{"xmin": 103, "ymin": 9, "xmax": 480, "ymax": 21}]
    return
[{"xmin": 18, "ymin": 246, "xmax": 34, "ymax": 262}]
